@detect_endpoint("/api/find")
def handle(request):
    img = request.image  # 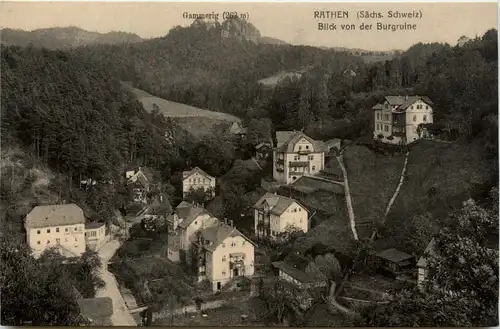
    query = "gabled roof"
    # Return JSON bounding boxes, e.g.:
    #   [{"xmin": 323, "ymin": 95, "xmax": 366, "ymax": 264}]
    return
[
  {"xmin": 372, "ymin": 96, "xmax": 434, "ymax": 112},
  {"xmin": 376, "ymin": 248, "xmax": 413, "ymax": 263},
  {"xmin": 275, "ymin": 131, "xmax": 325, "ymax": 153},
  {"xmin": 256, "ymin": 142, "xmax": 272, "ymax": 150},
  {"xmin": 139, "ymin": 167, "xmax": 159, "ymax": 183},
  {"xmin": 253, "ymin": 192, "xmax": 307, "ymax": 216},
  {"xmin": 146, "ymin": 194, "xmax": 172, "ymax": 215},
  {"xmin": 272, "ymin": 253, "xmax": 327, "ymax": 283},
  {"xmin": 417, "ymin": 238, "xmax": 436, "ymax": 268},
  {"xmin": 176, "ymin": 205, "xmax": 209, "ymax": 229},
  {"xmin": 176, "ymin": 201, "xmax": 192, "ymax": 209},
  {"xmin": 25, "ymin": 204, "xmax": 85, "ymax": 229},
  {"xmin": 182, "ymin": 167, "xmax": 213, "ymax": 181},
  {"xmin": 196, "ymin": 222, "xmax": 255, "ymax": 252},
  {"xmin": 77, "ymin": 297, "xmax": 113, "ymax": 325},
  {"xmin": 230, "ymin": 122, "xmax": 247, "ymax": 135},
  {"xmin": 136, "ymin": 172, "xmax": 150, "ymax": 189}
]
